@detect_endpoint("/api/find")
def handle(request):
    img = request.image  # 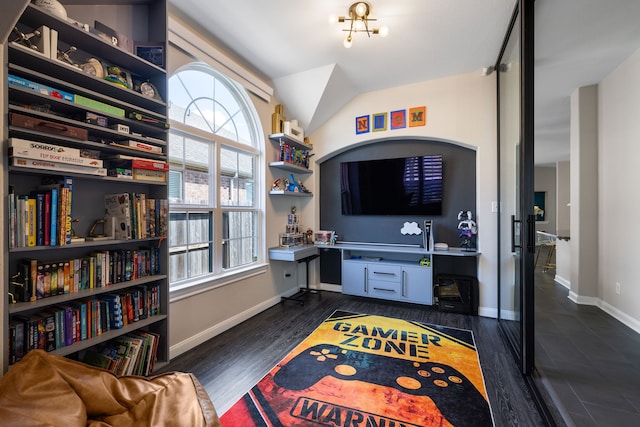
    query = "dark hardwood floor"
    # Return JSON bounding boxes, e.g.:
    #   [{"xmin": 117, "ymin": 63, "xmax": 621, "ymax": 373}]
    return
[{"xmin": 161, "ymin": 291, "xmax": 547, "ymax": 426}]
